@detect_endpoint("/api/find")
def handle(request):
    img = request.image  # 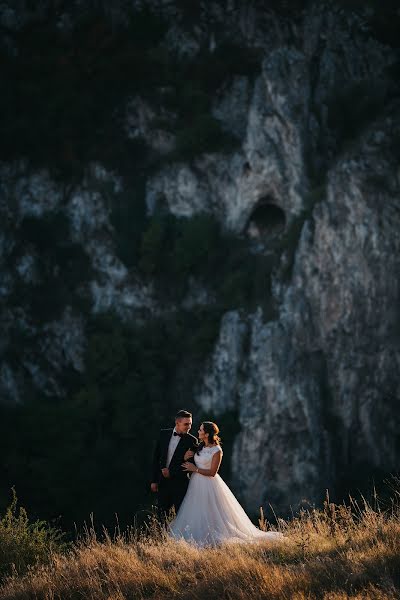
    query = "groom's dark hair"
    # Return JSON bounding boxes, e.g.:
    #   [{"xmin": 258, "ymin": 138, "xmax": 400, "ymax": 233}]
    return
[{"xmin": 175, "ymin": 409, "xmax": 192, "ymax": 419}]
